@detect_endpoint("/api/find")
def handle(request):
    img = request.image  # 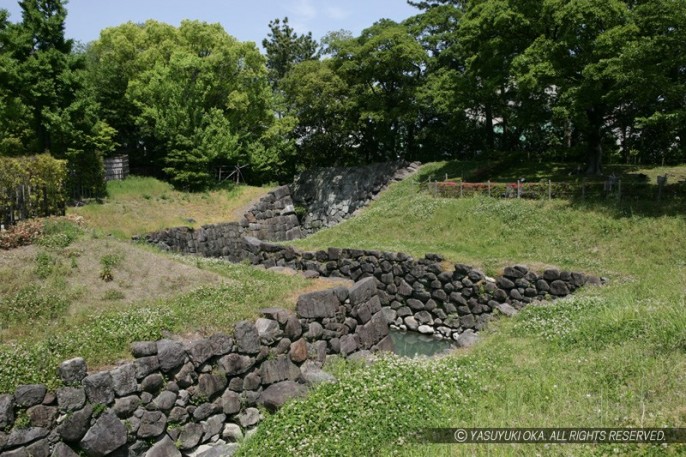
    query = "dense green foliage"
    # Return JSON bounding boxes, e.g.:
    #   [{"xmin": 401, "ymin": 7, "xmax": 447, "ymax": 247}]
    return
[
  {"xmin": 0, "ymin": 154, "xmax": 67, "ymax": 224},
  {"xmin": 1, "ymin": 0, "xmax": 685, "ymax": 190},
  {"xmin": 262, "ymin": 17, "xmax": 319, "ymax": 86},
  {"xmin": 273, "ymin": 0, "xmax": 686, "ymax": 172},
  {"xmin": 0, "ymin": 1, "xmax": 113, "ymax": 196},
  {"xmin": 86, "ymin": 20, "xmax": 289, "ymax": 189}
]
